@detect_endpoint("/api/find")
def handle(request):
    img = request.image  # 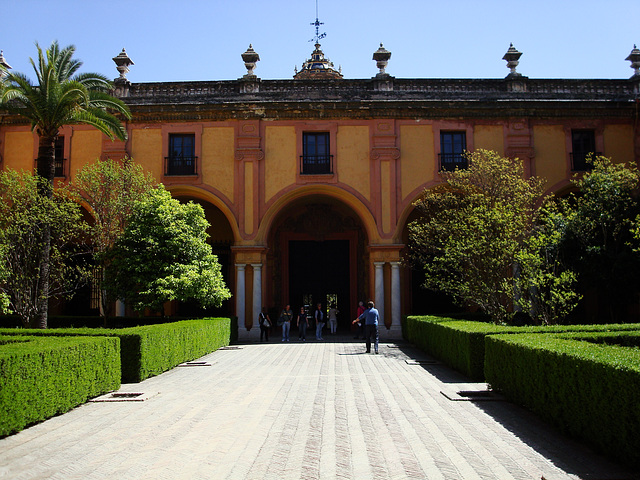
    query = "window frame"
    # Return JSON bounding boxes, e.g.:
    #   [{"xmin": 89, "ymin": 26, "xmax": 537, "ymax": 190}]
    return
[
  {"xmin": 301, "ymin": 131, "xmax": 332, "ymax": 175},
  {"xmin": 161, "ymin": 124, "xmax": 202, "ymax": 182},
  {"xmin": 439, "ymin": 130, "xmax": 468, "ymax": 171},
  {"xmin": 570, "ymin": 129, "xmax": 599, "ymax": 172},
  {"xmin": 295, "ymin": 123, "xmax": 338, "ymax": 183}
]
